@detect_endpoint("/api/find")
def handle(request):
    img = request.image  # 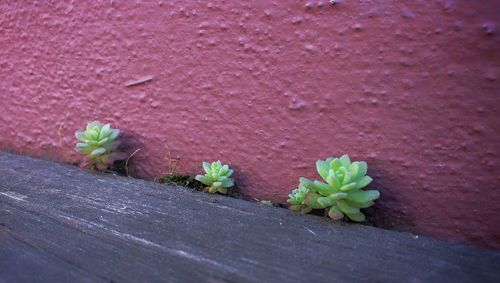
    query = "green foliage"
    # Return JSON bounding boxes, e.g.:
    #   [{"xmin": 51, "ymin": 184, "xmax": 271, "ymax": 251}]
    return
[
  {"xmin": 75, "ymin": 121, "xmax": 126, "ymax": 171},
  {"xmin": 195, "ymin": 161, "xmax": 234, "ymax": 194},
  {"xmin": 287, "ymin": 154, "xmax": 380, "ymax": 222}
]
